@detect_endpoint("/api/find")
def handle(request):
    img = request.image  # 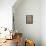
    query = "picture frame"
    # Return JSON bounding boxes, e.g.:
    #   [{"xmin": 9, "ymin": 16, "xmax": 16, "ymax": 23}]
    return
[{"xmin": 26, "ymin": 15, "xmax": 33, "ymax": 24}]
